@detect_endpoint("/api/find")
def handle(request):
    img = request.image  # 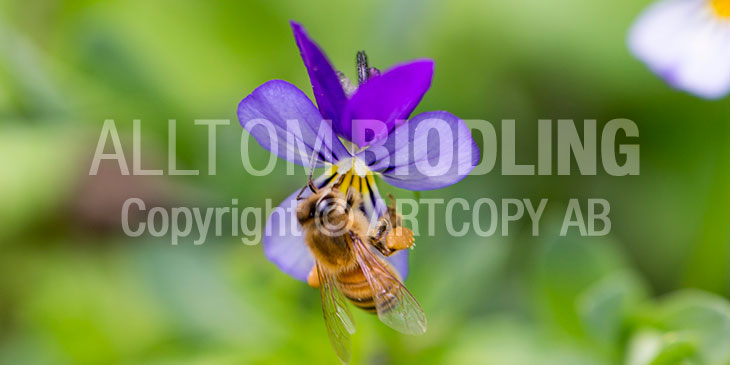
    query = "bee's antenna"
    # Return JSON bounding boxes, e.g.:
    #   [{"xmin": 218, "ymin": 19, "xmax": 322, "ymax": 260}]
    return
[
  {"xmin": 295, "ymin": 184, "xmax": 308, "ymax": 201},
  {"xmin": 306, "ymin": 153, "xmax": 318, "ymax": 190},
  {"xmin": 297, "ymin": 152, "xmax": 319, "ymax": 200}
]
